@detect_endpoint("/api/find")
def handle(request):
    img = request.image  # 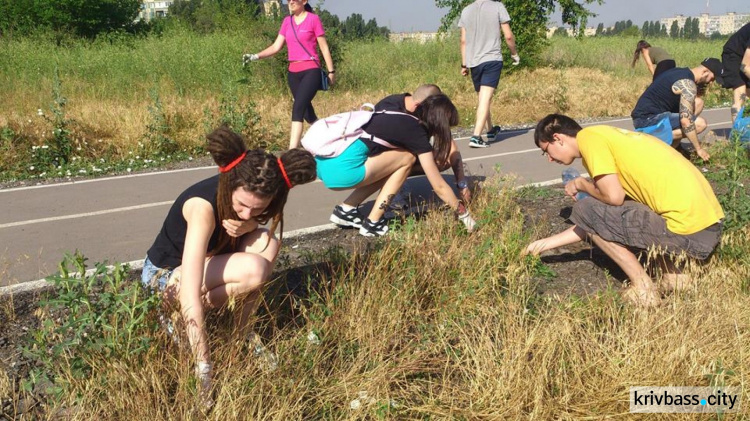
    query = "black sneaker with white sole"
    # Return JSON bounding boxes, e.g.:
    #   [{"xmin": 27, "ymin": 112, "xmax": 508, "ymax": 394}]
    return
[
  {"xmin": 329, "ymin": 205, "xmax": 364, "ymax": 228},
  {"xmin": 487, "ymin": 125, "xmax": 502, "ymax": 139},
  {"xmin": 359, "ymin": 217, "xmax": 389, "ymax": 237},
  {"xmin": 469, "ymin": 135, "xmax": 490, "ymax": 148}
]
